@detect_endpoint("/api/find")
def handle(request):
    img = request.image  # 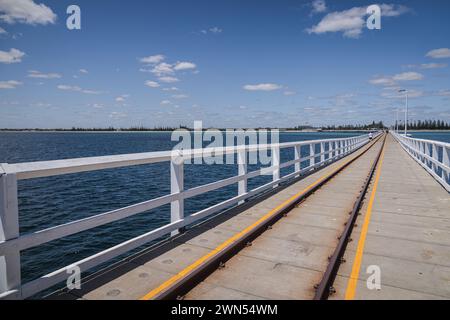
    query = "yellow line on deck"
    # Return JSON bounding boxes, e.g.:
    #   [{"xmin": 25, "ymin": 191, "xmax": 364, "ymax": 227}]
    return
[
  {"xmin": 344, "ymin": 138, "xmax": 386, "ymax": 300},
  {"xmin": 140, "ymin": 137, "xmax": 380, "ymax": 300}
]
